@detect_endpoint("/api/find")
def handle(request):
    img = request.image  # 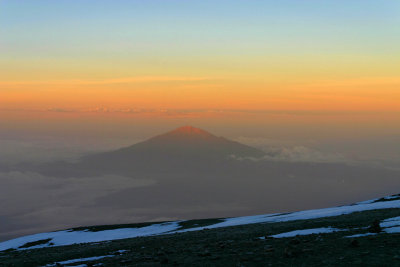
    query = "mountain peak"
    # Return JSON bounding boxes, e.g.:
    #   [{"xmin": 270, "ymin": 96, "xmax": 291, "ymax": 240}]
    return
[
  {"xmin": 81, "ymin": 125, "xmax": 266, "ymax": 170},
  {"xmin": 145, "ymin": 125, "xmax": 217, "ymax": 144},
  {"xmin": 168, "ymin": 126, "xmax": 213, "ymax": 137}
]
